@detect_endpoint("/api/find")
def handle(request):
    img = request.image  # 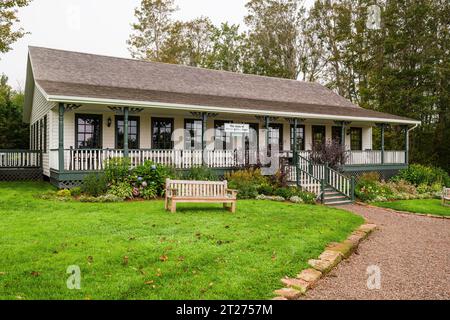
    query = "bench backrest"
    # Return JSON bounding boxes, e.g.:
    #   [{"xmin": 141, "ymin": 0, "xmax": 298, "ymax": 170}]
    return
[{"xmin": 166, "ymin": 179, "xmax": 228, "ymax": 198}]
